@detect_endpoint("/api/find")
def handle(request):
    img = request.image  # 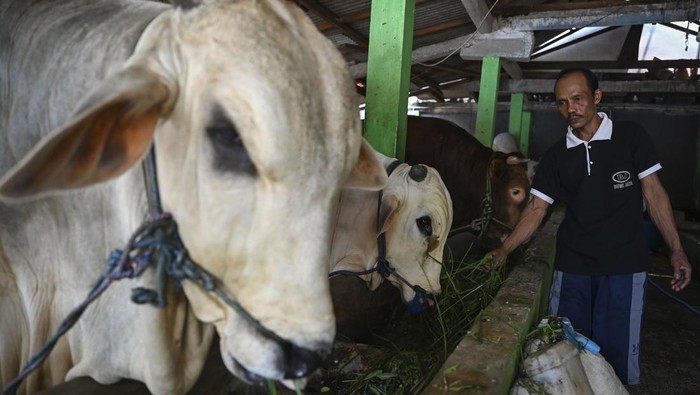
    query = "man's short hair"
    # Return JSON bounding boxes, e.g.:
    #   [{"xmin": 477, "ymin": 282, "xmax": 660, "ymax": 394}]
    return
[{"xmin": 554, "ymin": 68, "xmax": 599, "ymax": 95}]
